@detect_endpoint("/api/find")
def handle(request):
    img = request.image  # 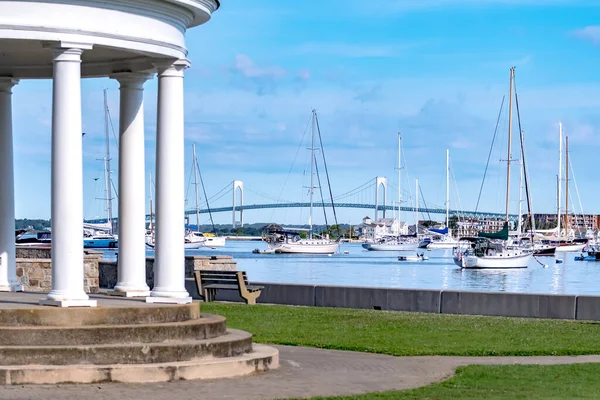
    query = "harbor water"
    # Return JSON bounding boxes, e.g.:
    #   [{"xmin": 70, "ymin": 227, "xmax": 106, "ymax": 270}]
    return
[{"xmin": 102, "ymin": 241, "xmax": 600, "ymax": 295}]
